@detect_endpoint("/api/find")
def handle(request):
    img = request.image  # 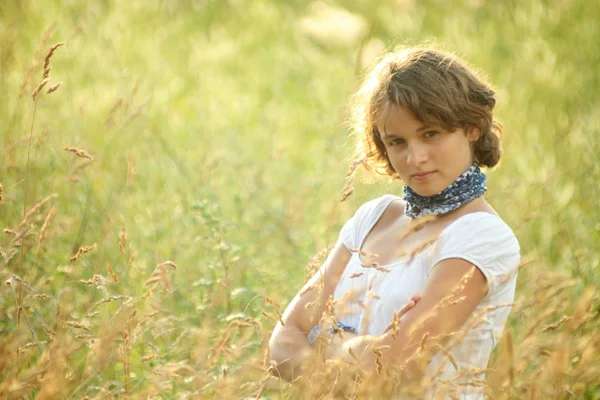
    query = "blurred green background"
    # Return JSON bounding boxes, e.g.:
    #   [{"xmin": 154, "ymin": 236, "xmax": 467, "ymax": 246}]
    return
[{"xmin": 1, "ymin": 0, "xmax": 599, "ymax": 398}]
